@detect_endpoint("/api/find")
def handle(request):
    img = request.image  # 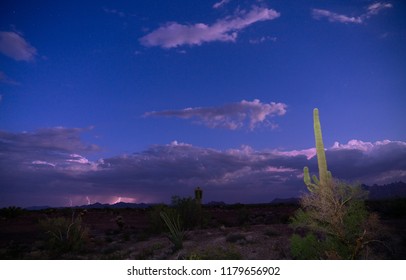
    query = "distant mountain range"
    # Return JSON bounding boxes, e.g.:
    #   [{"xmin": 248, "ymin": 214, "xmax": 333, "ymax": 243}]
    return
[
  {"xmin": 362, "ymin": 181, "xmax": 406, "ymax": 200},
  {"xmin": 24, "ymin": 181, "xmax": 406, "ymax": 210},
  {"xmin": 25, "ymin": 202, "xmax": 151, "ymax": 211}
]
